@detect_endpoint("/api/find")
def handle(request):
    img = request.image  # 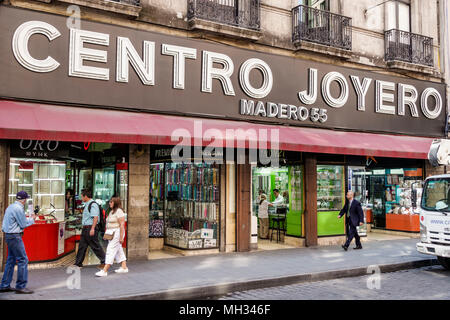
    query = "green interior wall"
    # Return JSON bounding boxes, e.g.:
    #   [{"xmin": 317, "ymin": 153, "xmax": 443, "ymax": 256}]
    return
[
  {"xmin": 317, "ymin": 211, "xmax": 345, "ymax": 236},
  {"xmin": 287, "ymin": 166, "xmax": 303, "ymax": 237},
  {"xmin": 317, "ymin": 165, "xmax": 345, "ymax": 237}
]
